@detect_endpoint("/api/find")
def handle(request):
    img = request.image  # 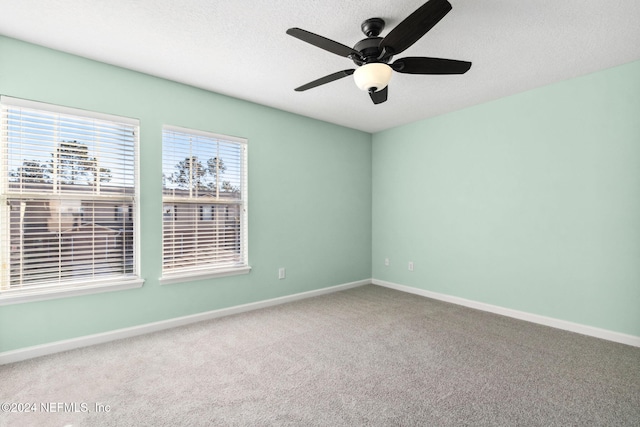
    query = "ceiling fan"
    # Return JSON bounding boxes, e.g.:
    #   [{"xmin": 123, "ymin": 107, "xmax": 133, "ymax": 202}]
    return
[{"xmin": 286, "ymin": 0, "xmax": 471, "ymax": 105}]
